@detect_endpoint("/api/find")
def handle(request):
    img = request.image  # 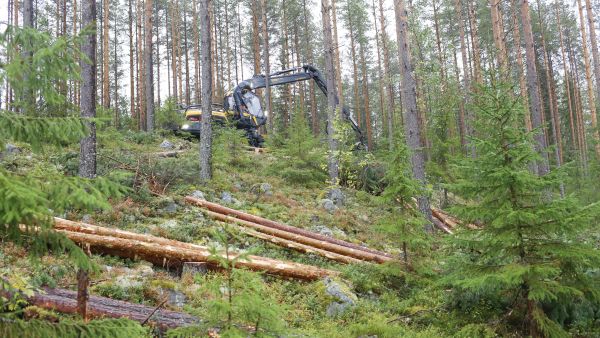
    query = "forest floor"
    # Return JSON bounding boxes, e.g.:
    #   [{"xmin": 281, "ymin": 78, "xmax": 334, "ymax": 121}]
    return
[{"xmin": 0, "ymin": 128, "xmax": 470, "ymax": 337}]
